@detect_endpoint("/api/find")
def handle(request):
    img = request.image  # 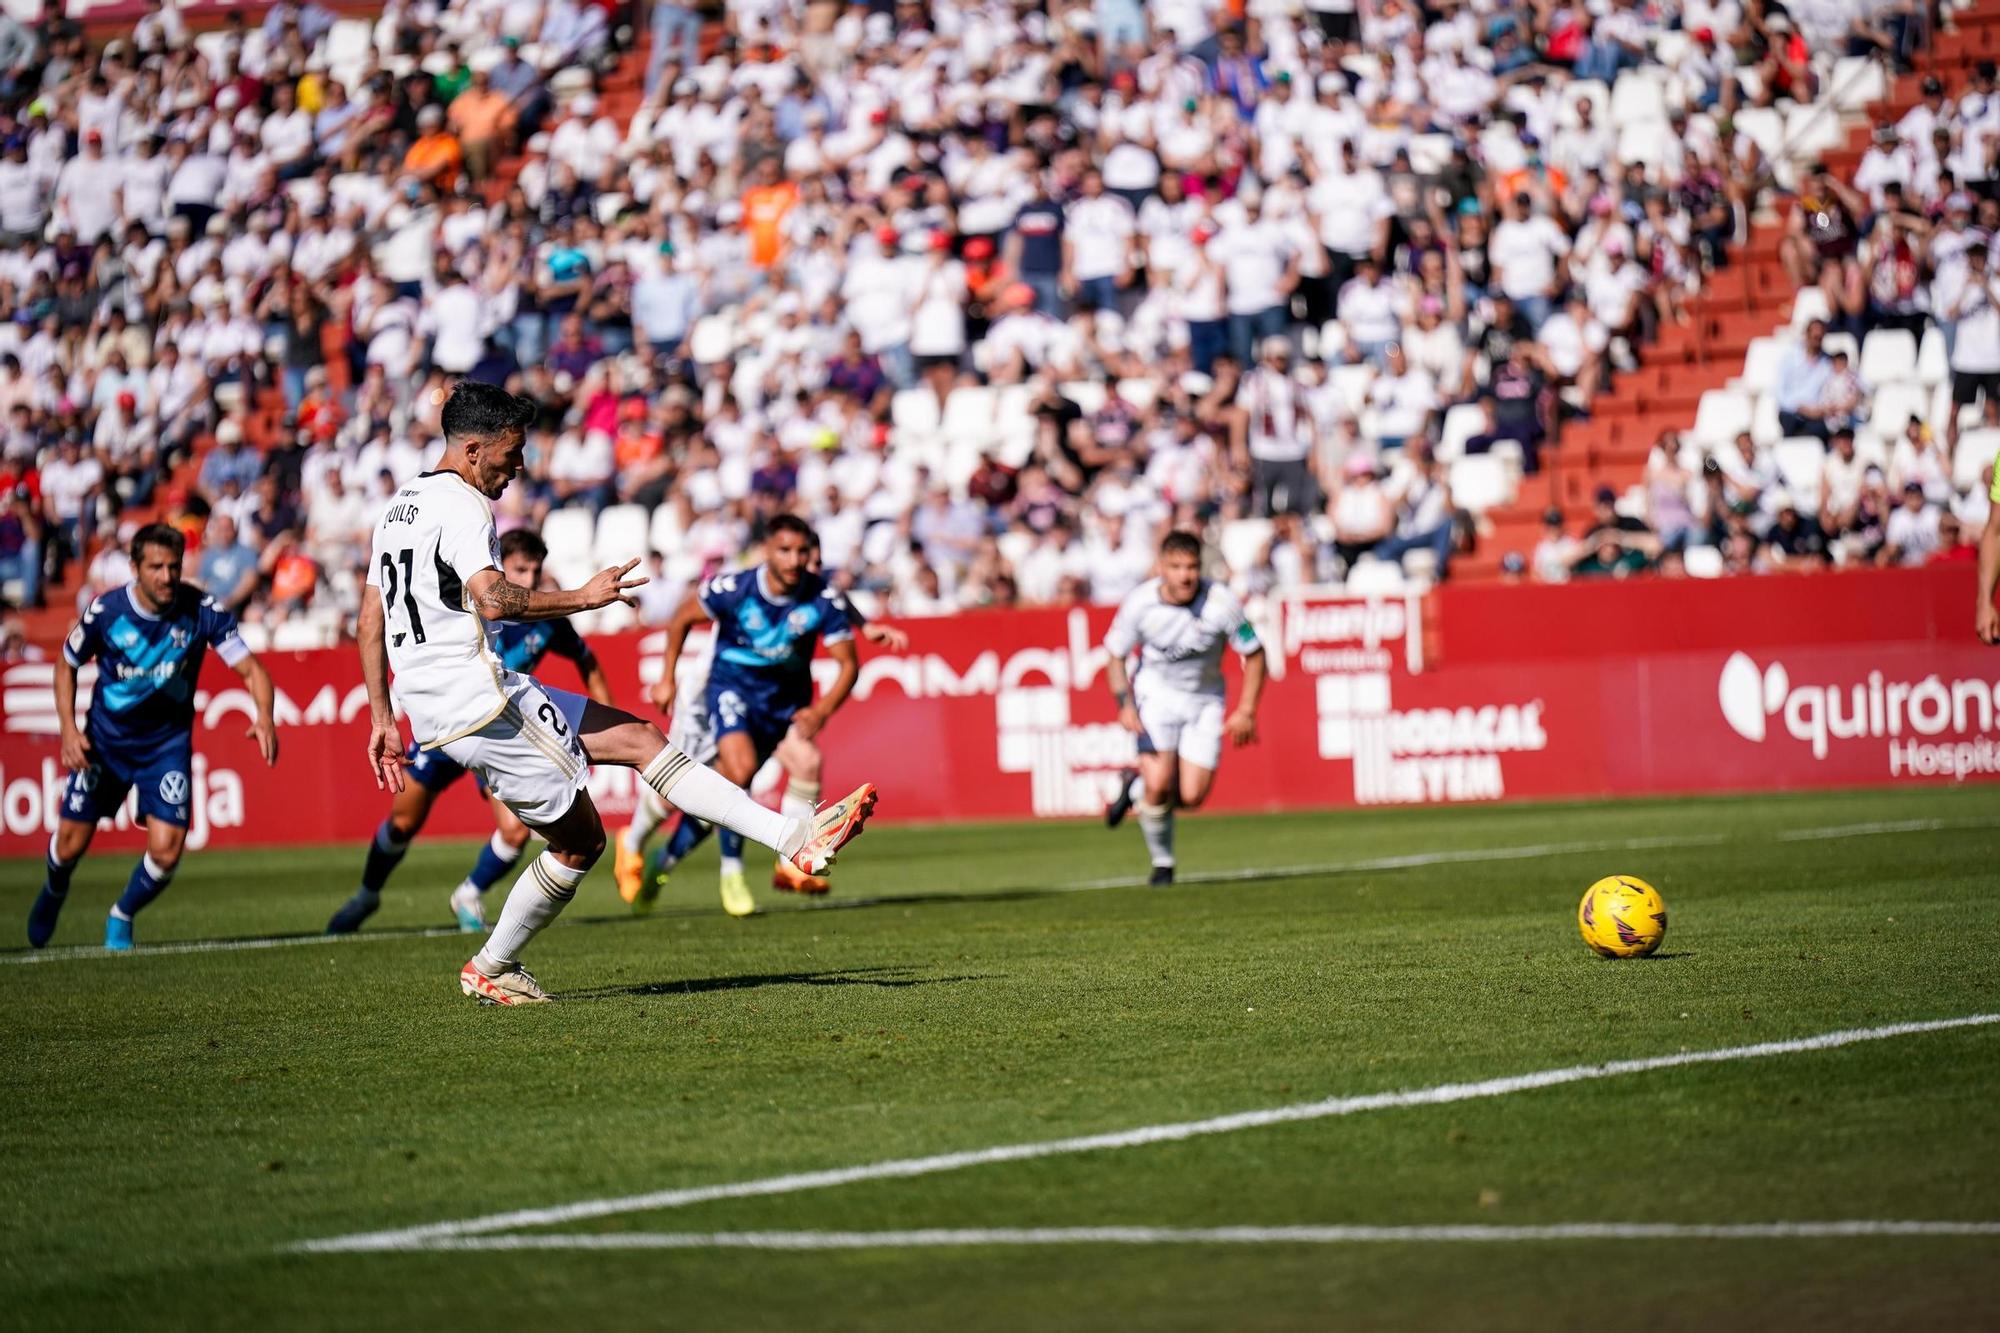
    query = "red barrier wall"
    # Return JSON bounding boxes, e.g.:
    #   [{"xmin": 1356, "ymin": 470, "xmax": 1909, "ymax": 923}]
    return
[{"xmin": 1, "ymin": 564, "xmax": 1989, "ymax": 854}]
